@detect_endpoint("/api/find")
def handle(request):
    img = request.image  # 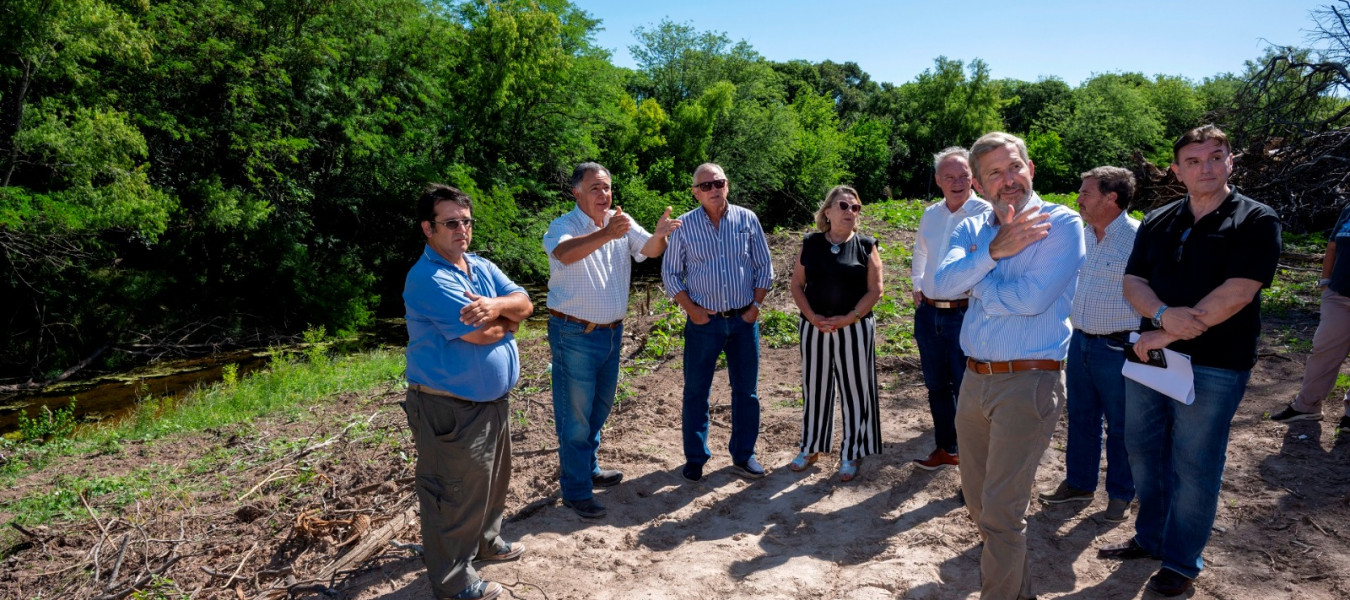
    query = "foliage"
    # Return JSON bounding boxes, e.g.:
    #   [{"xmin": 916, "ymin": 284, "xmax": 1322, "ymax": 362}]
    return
[
  {"xmin": 758, "ymin": 308, "xmax": 800, "ymax": 348},
  {"xmin": 17, "ymin": 401, "xmax": 78, "ymax": 445}
]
